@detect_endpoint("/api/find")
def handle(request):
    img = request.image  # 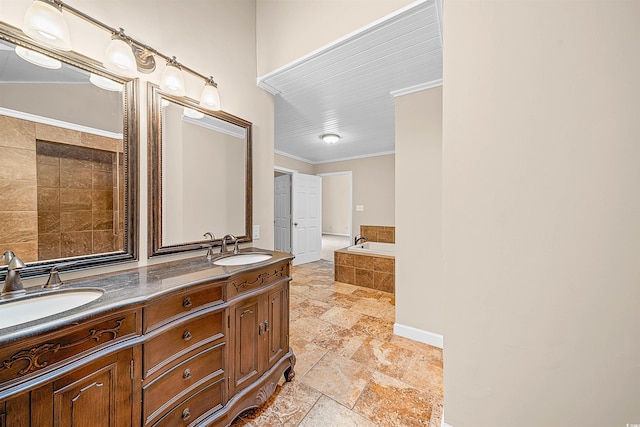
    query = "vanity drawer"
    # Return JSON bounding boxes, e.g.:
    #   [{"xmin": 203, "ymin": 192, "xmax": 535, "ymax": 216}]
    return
[
  {"xmin": 226, "ymin": 262, "xmax": 289, "ymax": 299},
  {"xmin": 152, "ymin": 378, "xmax": 224, "ymax": 427},
  {"xmin": 144, "ymin": 284, "xmax": 223, "ymax": 333},
  {"xmin": 0, "ymin": 311, "xmax": 139, "ymax": 384},
  {"xmin": 143, "ymin": 309, "xmax": 224, "ymax": 379},
  {"xmin": 143, "ymin": 343, "xmax": 224, "ymax": 425}
]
